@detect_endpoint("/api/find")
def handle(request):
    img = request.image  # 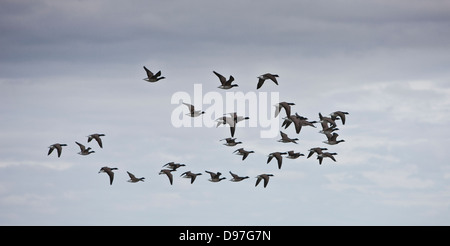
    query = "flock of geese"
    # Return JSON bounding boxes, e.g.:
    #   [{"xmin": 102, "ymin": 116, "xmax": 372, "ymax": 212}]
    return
[{"xmin": 48, "ymin": 66, "xmax": 349, "ymax": 188}]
